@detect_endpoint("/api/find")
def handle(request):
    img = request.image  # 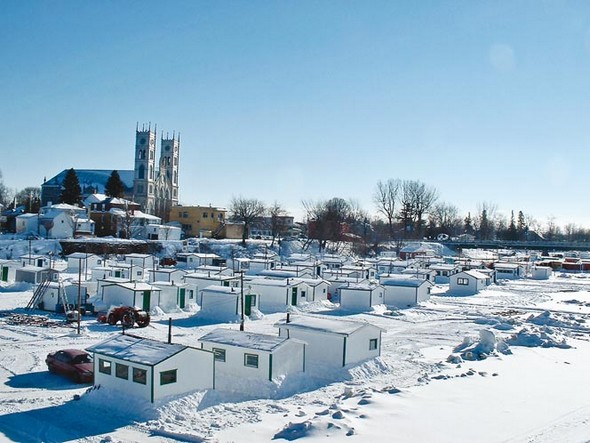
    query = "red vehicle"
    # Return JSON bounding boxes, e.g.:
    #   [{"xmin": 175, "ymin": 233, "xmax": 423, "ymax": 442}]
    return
[{"xmin": 46, "ymin": 349, "xmax": 94, "ymax": 384}]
